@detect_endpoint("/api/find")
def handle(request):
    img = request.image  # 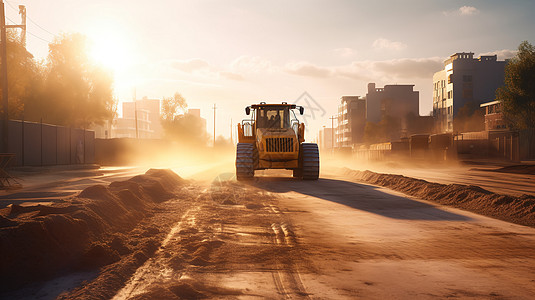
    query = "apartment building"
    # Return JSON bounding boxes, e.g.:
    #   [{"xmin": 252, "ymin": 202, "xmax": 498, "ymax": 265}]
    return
[{"xmin": 433, "ymin": 52, "xmax": 506, "ymax": 133}]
